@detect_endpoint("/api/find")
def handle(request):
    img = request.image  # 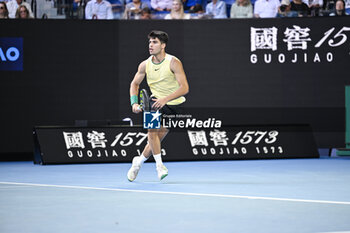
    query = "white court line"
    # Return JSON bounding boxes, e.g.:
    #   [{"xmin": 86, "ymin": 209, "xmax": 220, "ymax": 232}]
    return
[{"xmin": 1, "ymin": 181, "xmax": 350, "ymax": 206}]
